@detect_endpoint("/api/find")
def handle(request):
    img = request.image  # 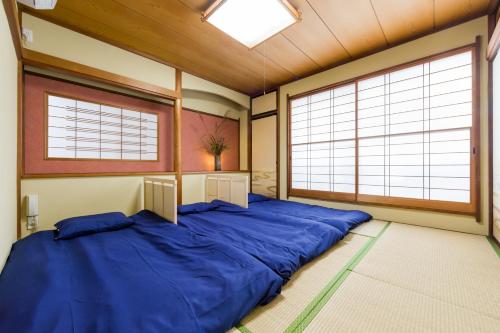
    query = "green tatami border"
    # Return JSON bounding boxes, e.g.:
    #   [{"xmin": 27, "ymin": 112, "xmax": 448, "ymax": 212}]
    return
[
  {"xmin": 486, "ymin": 236, "xmax": 500, "ymax": 259},
  {"xmin": 284, "ymin": 222, "xmax": 391, "ymax": 333},
  {"xmin": 237, "ymin": 221, "xmax": 391, "ymax": 333}
]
